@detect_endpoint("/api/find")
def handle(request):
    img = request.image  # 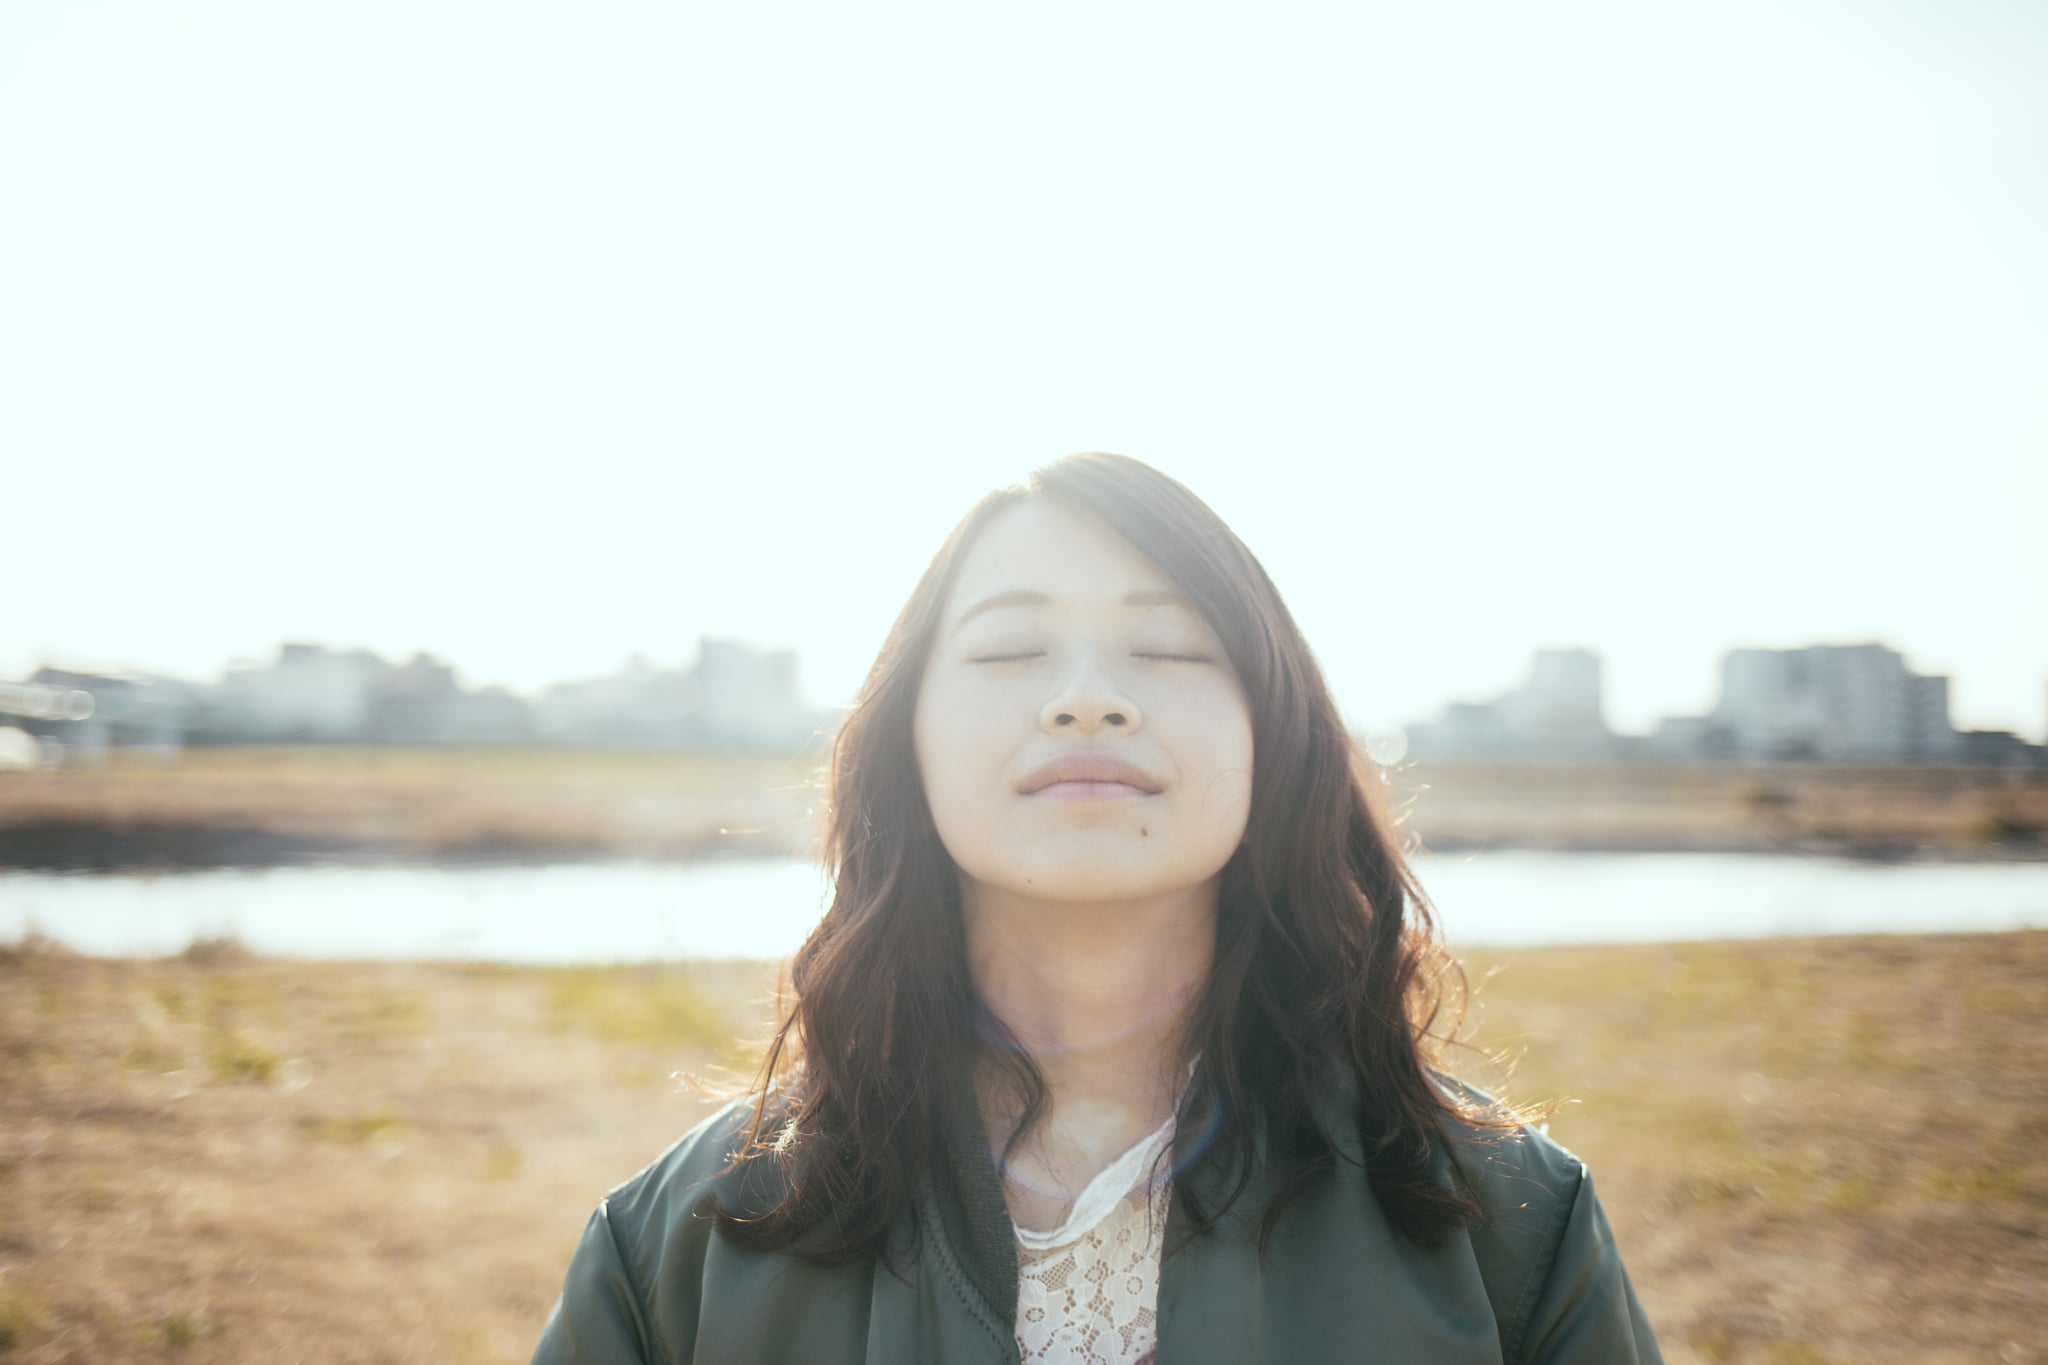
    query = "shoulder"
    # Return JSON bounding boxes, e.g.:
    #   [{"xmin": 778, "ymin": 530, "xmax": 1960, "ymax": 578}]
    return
[
  {"xmin": 1426, "ymin": 1071, "xmax": 1589, "ymax": 1260},
  {"xmin": 598, "ymin": 1093, "xmax": 792, "ymax": 1261},
  {"xmin": 1434, "ymin": 1077, "xmax": 1590, "ymax": 1233},
  {"xmin": 531, "ymin": 1096, "xmax": 795, "ymax": 1363},
  {"xmin": 1313, "ymin": 1068, "xmax": 1590, "ymax": 1234},
  {"xmin": 1429, "ymin": 1075, "xmax": 1660, "ymax": 1363},
  {"xmin": 1307, "ymin": 1068, "xmax": 1595, "ymax": 1264}
]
